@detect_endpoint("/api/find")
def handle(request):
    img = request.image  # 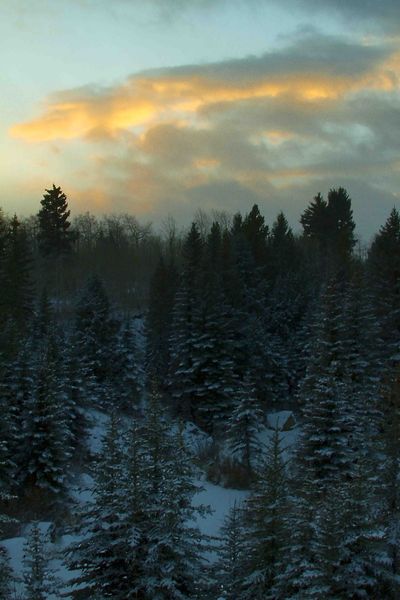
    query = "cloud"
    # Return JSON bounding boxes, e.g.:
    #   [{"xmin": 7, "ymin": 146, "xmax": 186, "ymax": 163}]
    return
[
  {"xmin": 10, "ymin": 33, "xmax": 396, "ymax": 142},
  {"xmin": 9, "ymin": 31, "xmax": 400, "ymax": 236}
]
